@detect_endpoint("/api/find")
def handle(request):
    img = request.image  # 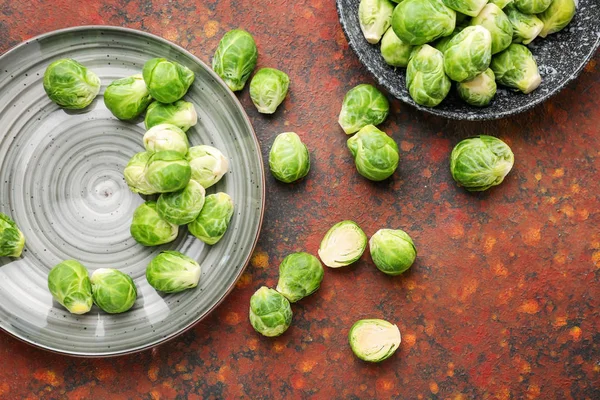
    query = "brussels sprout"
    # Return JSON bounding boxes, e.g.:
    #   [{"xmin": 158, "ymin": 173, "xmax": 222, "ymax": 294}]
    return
[
  {"xmin": 123, "ymin": 152, "xmax": 156, "ymax": 195},
  {"xmin": 380, "ymin": 28, "xmax": 414, "ymax": 68},
  {"xmin": 0, "ymin": 213, "xmax": 25, "ymax": 258},
  {"xmin": 276, "ymin": 252, "xmax": 324, "ymax": 303},
  {"xmin": 47, "ymin": 260, "xmax": 93, "ymax": 315},
  {"xmin": 450, "ymin": 135, "xmax": 514, "ymax": 191},
  {"xmin": 188, "ymin": 193, "xmax": 234, "ymax": 245},
  {"xmin": 318, "ymin": 221, "xmax": 367, "ymax": 268},
  {"xmin": 347, "ymin": 125, "xmax": 399, "ymax": 181},
  {"xmin": 457, "ymin": 68, "xmax": 497, "ymax": 107},
  {"xmin": 145, "ymin": 100, "xmax": 198, "ymax": 132},
  {"xmin": 471, "ymin": 4, "xmax": 513, "ymax": 55},
  {"xmin": 348, "ymin": 319, "xmax": 401, "ymax": 362},
  {"xmin": 269, "ymin": 132, "xmax": 310, "ymax": 183},
  {"xmin": 43, "ymin": 59, "xmax": 100, "ymax": 109},
  {"xmin": 143, "ymin": 124, "xmax": 189, "ymax": 156},
  {"xmin": 514, "ymin": 0, "xmax": 552, "ymax": 14},
  {"xmin": 249, "ymin": 286, "xmax": 293, "ymax": 337},
  {"xmin": 186, "ymin": 146, "xmax": 229, "ymax": 189},
  {"xmin": 433, "ymin": 29, "xmax": 462, "ymax": 53},
  {"xmin": 489, "ymin": 0, "xmax": 514, "ymax": 8},
  {"xmin": 490, "ymin": 44, "xmax": 541, "ymax": 94},
  {"xmin": 157, "ymin": 179, "xmax": 206, "ymax": 225},
  {"xmin": 249, "ymin": 68, "xmax": 290, "ymax": 114},
  {"xmin": 538, "ymin": 0, "xmax": 577, "ymax": 38},
  {"xmin": 91, "ymin": 269, "xmax": 137, "ymax": 314},
  {"xmin": 392, "ymin": 0, "xmax": 456, "ymax": 45},
  {"xmin": 103, "ymin": 74, "xmax": 152, "ymax": 120},
  {"xmin": 142, "ymin": 58, "xmax": 195, "ymax": 104},
  {"xmin": 370, "ymin": 229, "xmax": 417, "ymax": 275},
  {"xmin": 443, "ymin": 26, "xmax": 492, "ymax": 82},
  {"xmin": 146, "ymin": 151, "xmax": 191, "ymax": 193},
  {"xmin": 442, "ymin": 0, "xmax": 488, "ymax": 16},
  {"xmin": 406, "ymin": 45, "xmax": 451, "ymax": 107},
  {"xmin": 359, "ymin": 0, "xmax": 396, "ymax": 44},
  {"xmin": 130, "ymin": 201, "xmax": 178, "ymax": 246},
  {"xmin": 338, "ymin": 84, "xmax": 389, "ymax": 135},
  {"xmin": 504, "ymin": 5, "xmax": 544, "ymax": 45},
  {"xmin": 146, "ymin": 251, "xmax": 201, "ymax": 293},
  {"xmin": 212, "ymin": 29, "xmax": 258, "ymax": 92}
]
